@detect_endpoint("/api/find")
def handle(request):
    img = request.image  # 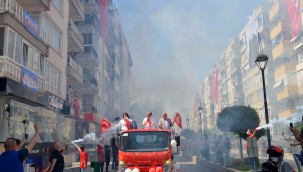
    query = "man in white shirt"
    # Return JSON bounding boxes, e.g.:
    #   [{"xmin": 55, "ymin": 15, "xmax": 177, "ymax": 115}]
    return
[
  {"xmin": 142, "ymin": 112, "xmax": 154, "ymax": 129},
  {"xmin": 158, "ymin": 112, "xmax": 173, "ymax": 130}
]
